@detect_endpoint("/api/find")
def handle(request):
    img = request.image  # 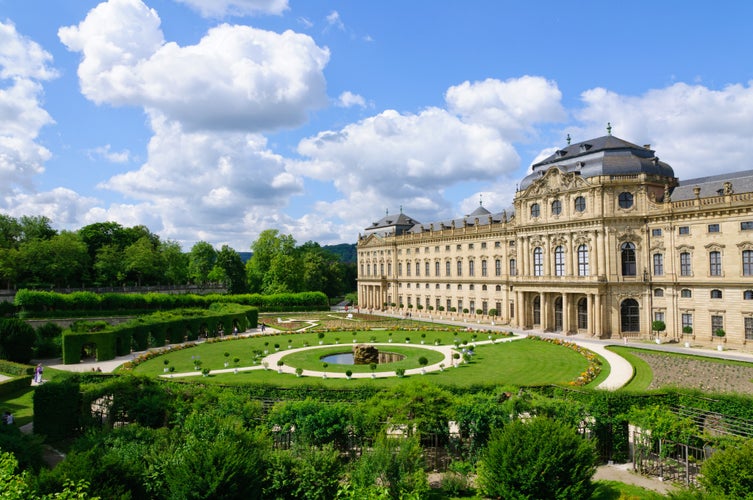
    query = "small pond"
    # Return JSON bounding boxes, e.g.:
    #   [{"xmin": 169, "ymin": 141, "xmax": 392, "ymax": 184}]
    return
[{"xmin": 320, "ymin": 352, "xmax": 355, "ymax": 365}]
